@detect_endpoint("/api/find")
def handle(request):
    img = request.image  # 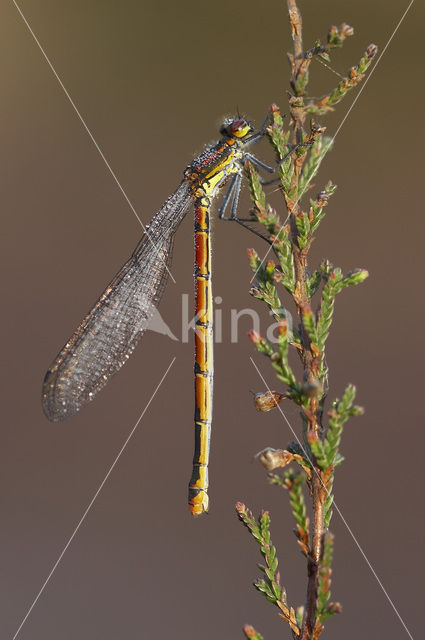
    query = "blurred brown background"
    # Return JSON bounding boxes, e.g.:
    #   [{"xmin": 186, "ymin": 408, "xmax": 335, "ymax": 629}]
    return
[{"xmin": 1, "ymin": 1, "xmax": 423, "ymax": 638}]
